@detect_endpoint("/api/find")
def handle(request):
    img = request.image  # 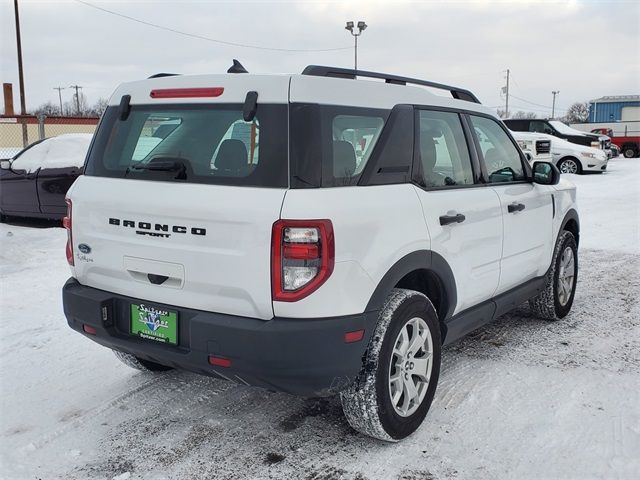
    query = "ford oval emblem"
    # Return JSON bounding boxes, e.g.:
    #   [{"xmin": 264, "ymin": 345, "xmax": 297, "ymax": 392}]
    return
[{"xmin": 78, "ymin": 243, "xmax": 92, "ymax": 254}]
